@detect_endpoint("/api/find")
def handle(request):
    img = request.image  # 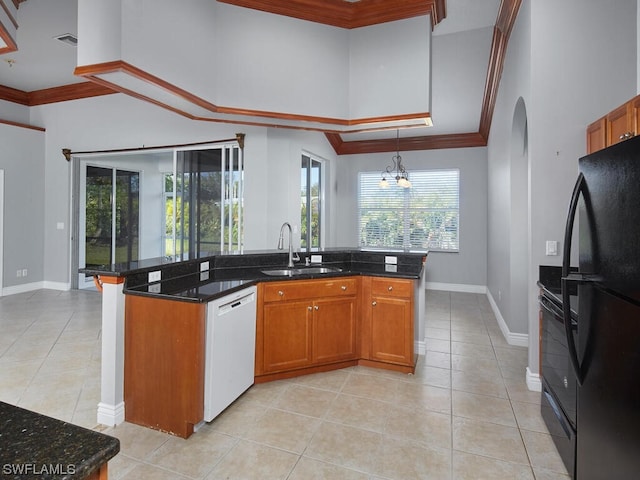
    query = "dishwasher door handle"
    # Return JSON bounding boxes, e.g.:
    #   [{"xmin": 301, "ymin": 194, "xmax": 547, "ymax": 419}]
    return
[{"xmin": 216, "ymin": 292, "xmax": 256, "ymax": 316}]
